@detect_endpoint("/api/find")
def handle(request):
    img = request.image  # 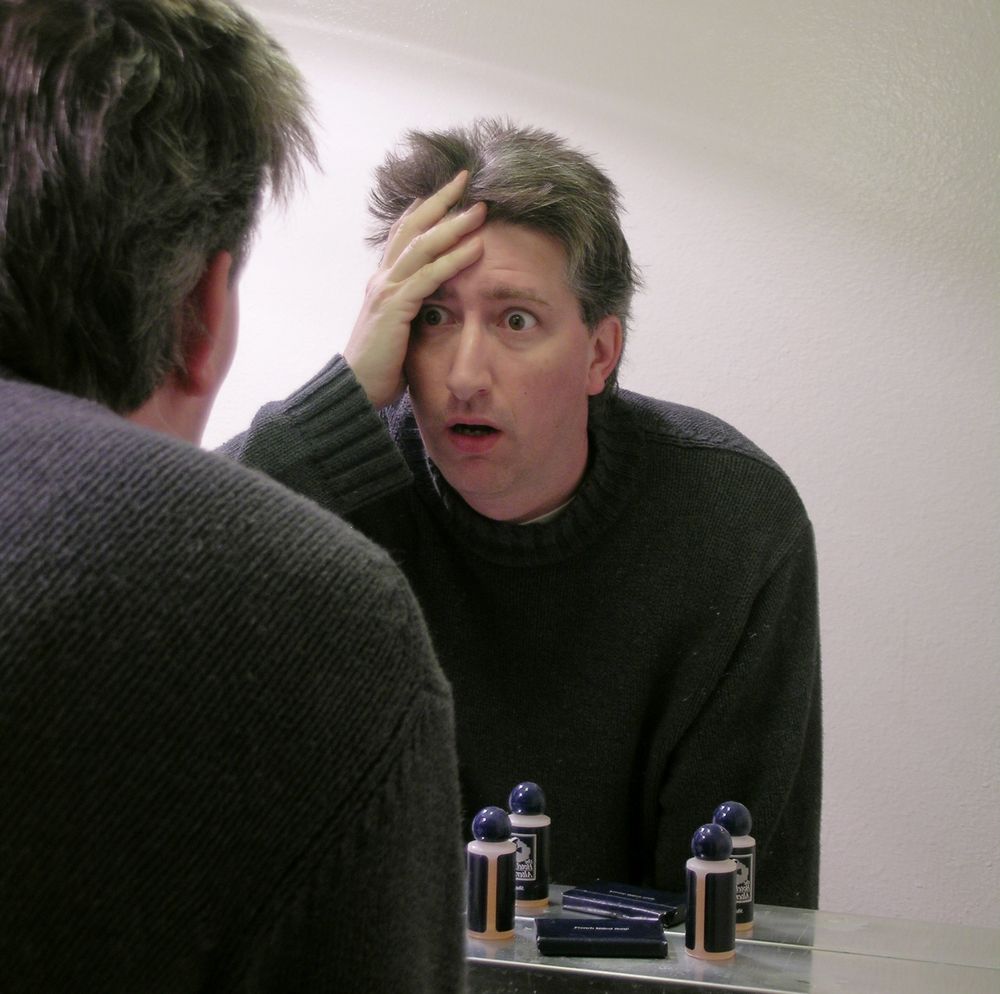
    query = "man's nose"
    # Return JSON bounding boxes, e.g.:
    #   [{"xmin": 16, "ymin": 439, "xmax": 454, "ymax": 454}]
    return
[{"xmin": 445, "ymin": 321, "xmax": 492, "ymax": 401}]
